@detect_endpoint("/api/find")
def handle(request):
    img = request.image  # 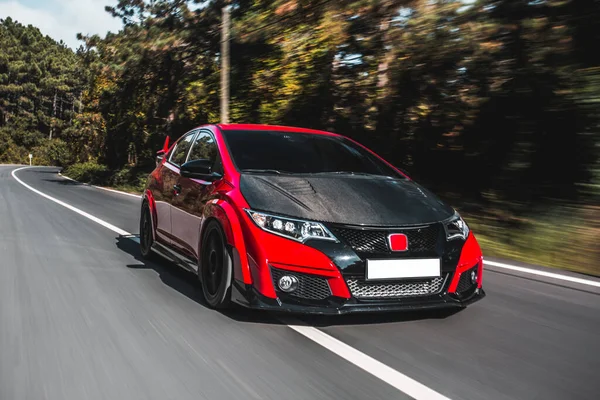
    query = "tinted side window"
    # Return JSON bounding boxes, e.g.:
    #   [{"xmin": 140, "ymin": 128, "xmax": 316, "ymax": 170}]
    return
[
  {"xmin": 169, "ymin": 132, "xmax": 196, "ymax": 166},
  {"xmin": 188, "ymin": 131, "xmax": 218, "ymax": 164}
]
